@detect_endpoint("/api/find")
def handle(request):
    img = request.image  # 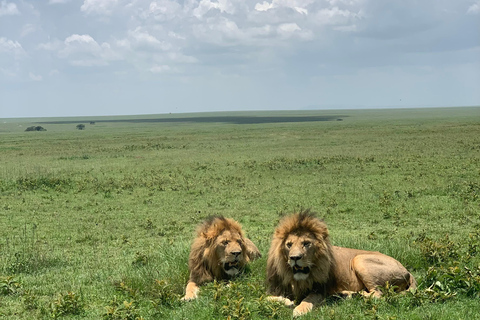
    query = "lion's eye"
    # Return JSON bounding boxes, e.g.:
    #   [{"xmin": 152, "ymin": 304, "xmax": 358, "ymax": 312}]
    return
[
  {"xmin": 286, "ymin": 242, "xmax": 293, "ymax": 249},
  {"xmin": 302, "ymin": 241, "xmax": 311, "ymax": 248},
  {"xmin": 222, "ymin": 240, "xmax": 229, "ymax": 246}
]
